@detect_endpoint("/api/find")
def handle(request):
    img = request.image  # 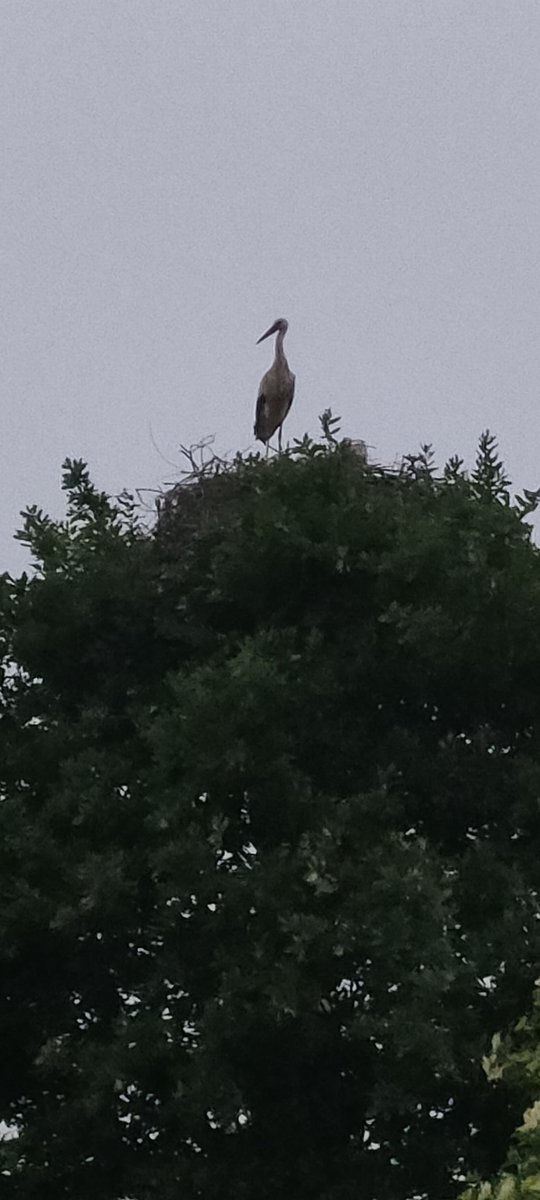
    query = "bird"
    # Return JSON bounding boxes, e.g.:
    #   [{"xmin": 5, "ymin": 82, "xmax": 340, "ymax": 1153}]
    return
[{"xmin": 254, "ymin": 318, "xmax": 295, "ymax": 453}]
